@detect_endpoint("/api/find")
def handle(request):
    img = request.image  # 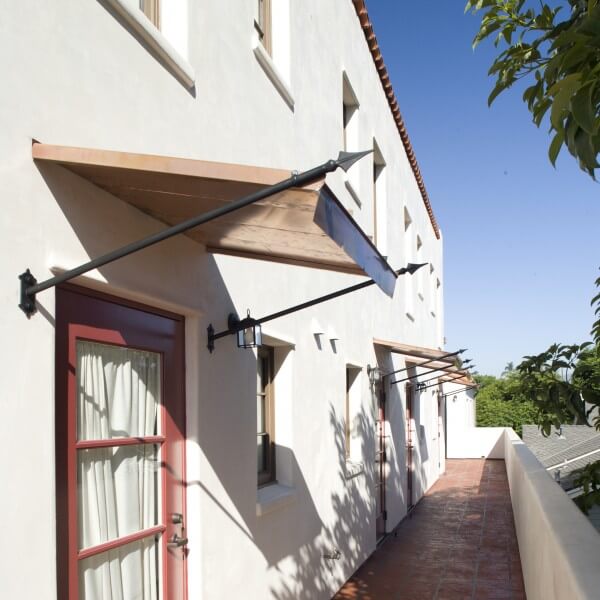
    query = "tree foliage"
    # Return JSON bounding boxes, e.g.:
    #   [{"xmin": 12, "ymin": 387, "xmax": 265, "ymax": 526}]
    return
[
  {"xmin": 513, "ymin": 335, "xmax": 600, "ymax": 513},
  {"xmin": 474, "ymin": 372, "xmax": 538, "ymax": 436},
  {"xmin": 592, "ymin": 269, "xmax": 600, "ymax": 347},
  {"xmin": 516, "ymin": 343, "xmax": 600, "ymax": 434},
  {"xmin": 465, "ymin": 0, "xmax": 600, "ymax": 177}
]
